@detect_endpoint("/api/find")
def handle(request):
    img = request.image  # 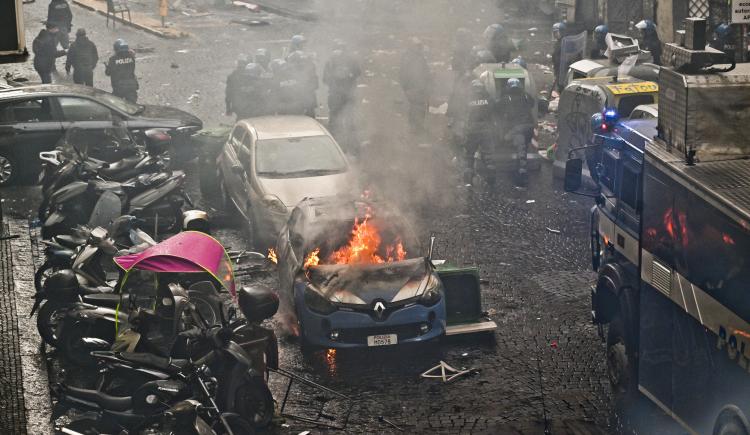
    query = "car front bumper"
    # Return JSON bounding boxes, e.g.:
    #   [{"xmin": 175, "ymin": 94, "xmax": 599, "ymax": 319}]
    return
[{"xmin": 294, "ymin": 284, "xmax": 447, "ymax": 349}]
